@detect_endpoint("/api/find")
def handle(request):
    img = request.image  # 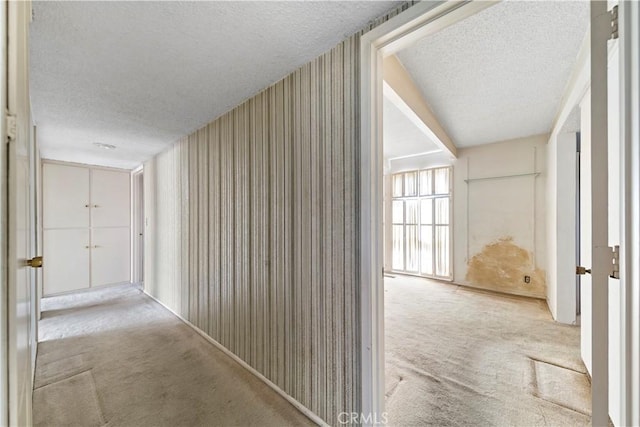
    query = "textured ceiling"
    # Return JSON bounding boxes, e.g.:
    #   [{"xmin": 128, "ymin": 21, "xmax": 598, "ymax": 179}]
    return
[
  {"xmin": 383, "ymin": 94, "xmax": 440, "ymax": 160},
  {"xmin": 397, "ymin": 1, "xmax": 589, "ymax": 148},
  {"xmin": 30, "ymin": 1, "xmax": 401, "ymax": 169}
]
